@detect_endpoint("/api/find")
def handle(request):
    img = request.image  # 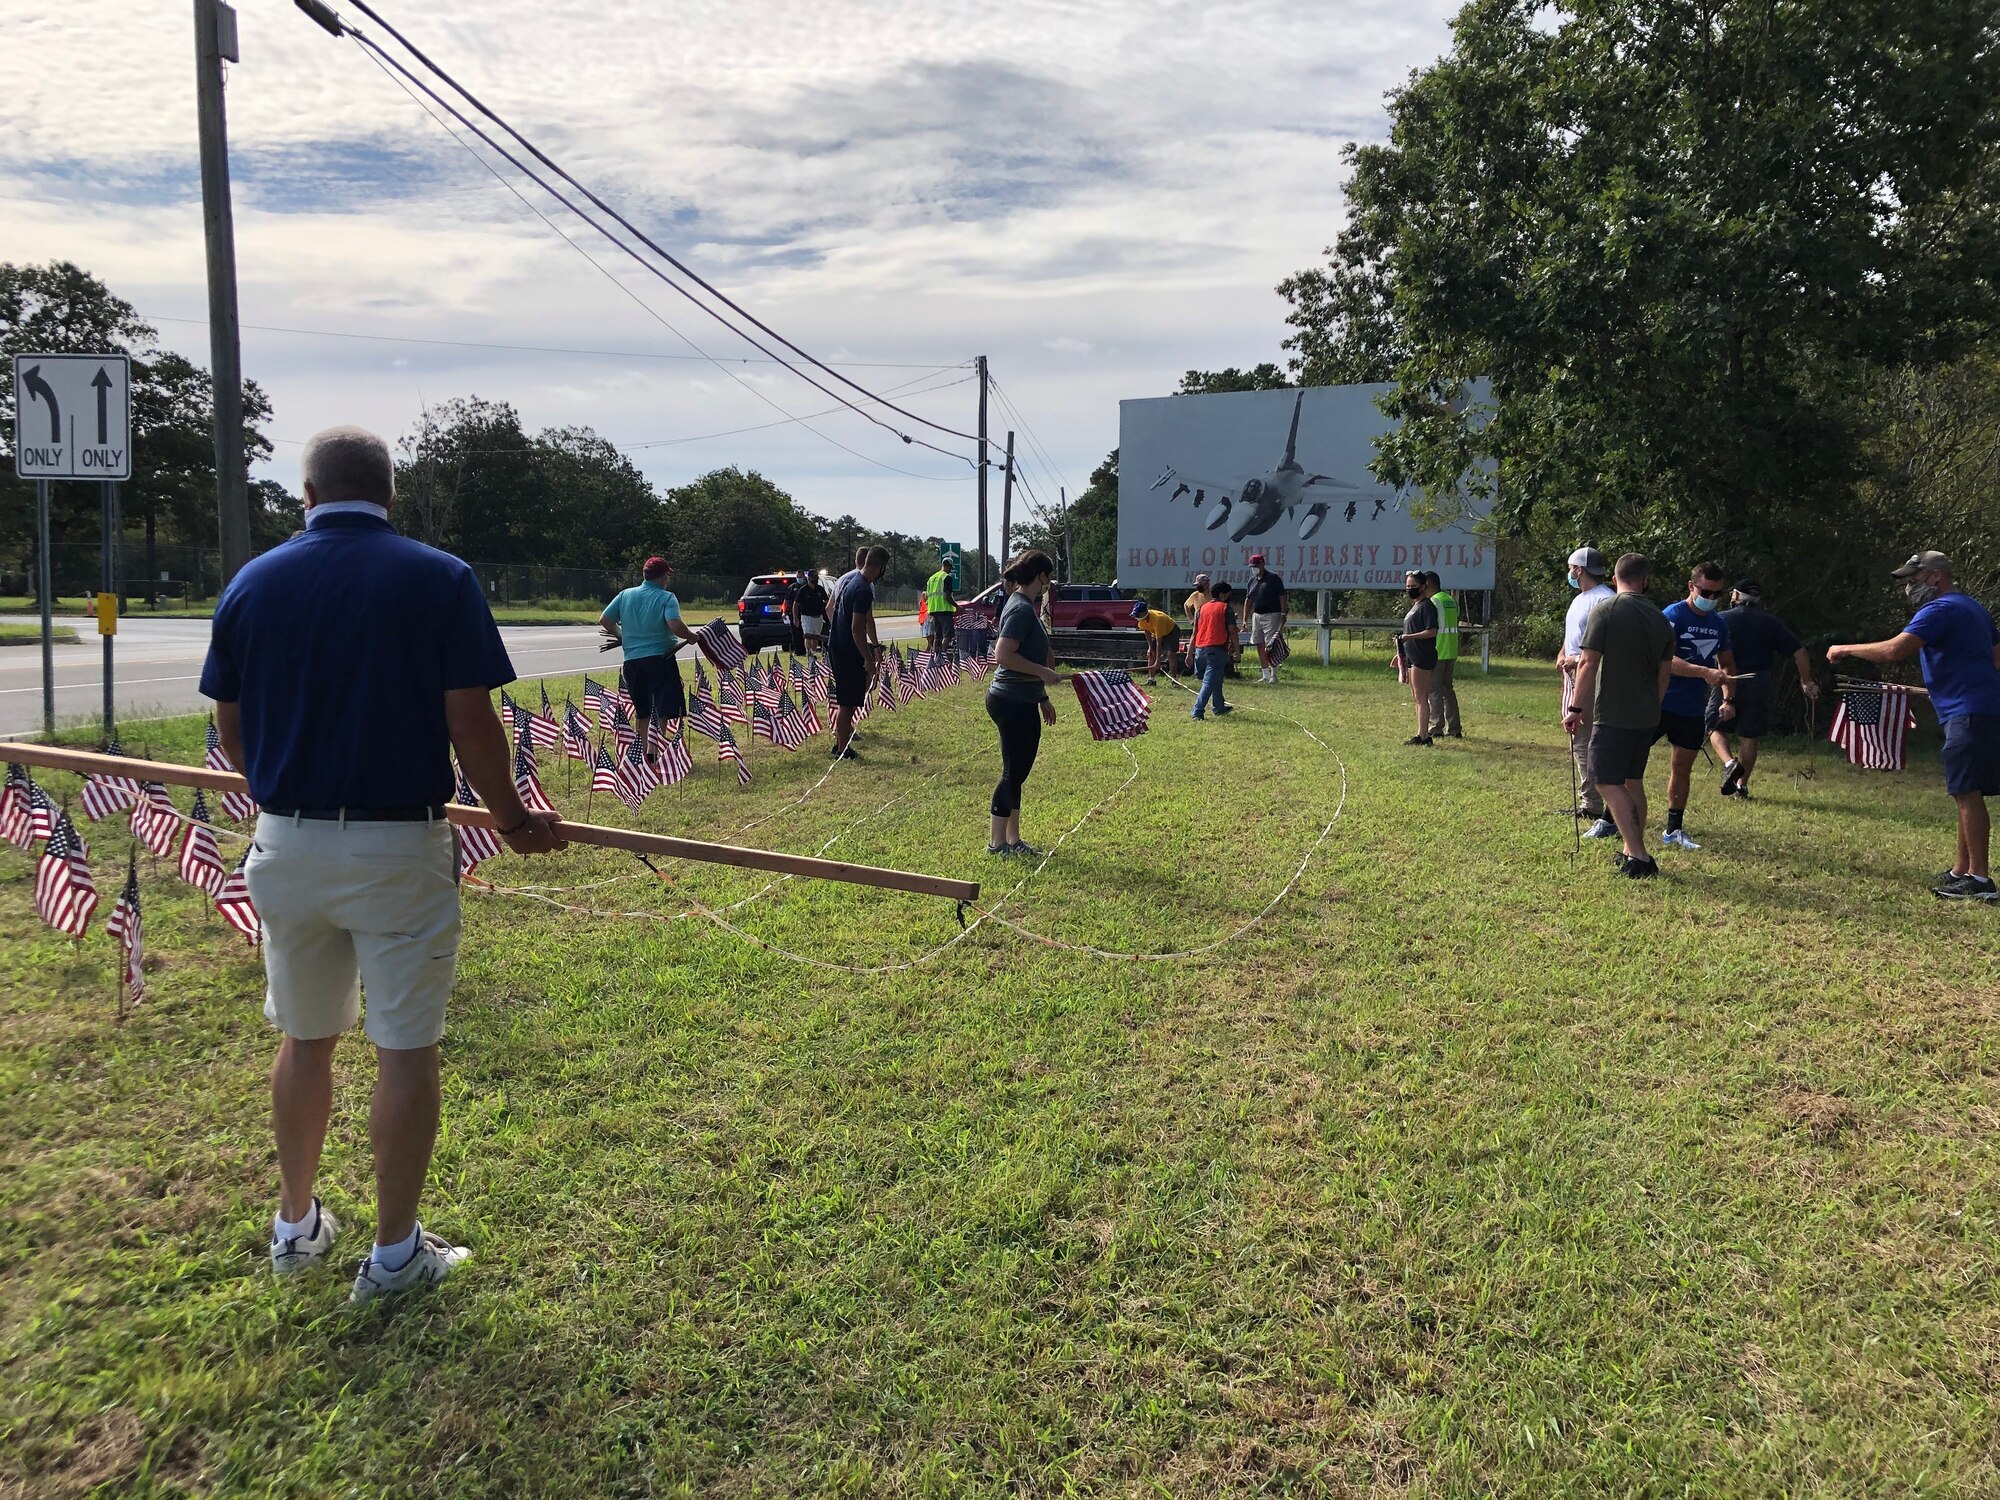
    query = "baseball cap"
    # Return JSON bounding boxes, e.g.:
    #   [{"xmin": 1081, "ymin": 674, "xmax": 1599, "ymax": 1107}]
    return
[
  {"xmin": 1889, "ymin": 549, "xmax": 1950, "ymax": 578},
  {"xmin": 1248, "ymin": 552, "xmax": 1266, "ymax": 565},
  {"xmin": 1733, "ymin": 577, "xmax": 1761, "ymax": 598},
  {"xmin": 642, "ymin": 555, "xmax": 670, "ymax": 577},
  {"xmin": 1130, "ymin": 599, "xmax": 1148, "ymax": 619},
  {"xmin": 1194, "ymin": 571, "xmax": 1210, "ymax": 584},
  {"xmin": 1567, "ymin": 546, "xmax": 1608, "ymax": 574}
]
